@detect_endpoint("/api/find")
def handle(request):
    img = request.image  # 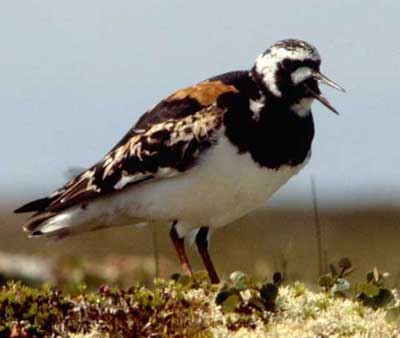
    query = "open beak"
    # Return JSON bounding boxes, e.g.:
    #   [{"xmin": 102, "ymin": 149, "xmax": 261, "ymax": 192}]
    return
[{"xmin": 304, "ymin": 71, "xmax": 345, "ymax": 115}]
